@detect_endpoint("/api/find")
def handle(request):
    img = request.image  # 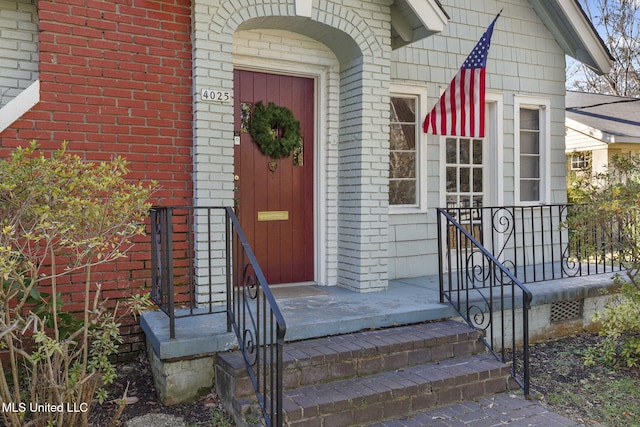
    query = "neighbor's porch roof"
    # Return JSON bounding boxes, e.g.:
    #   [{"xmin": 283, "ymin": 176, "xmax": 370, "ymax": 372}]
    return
[{"xmin": 566, "ymin": 91, "xmax": 640, "ymax": 148}]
